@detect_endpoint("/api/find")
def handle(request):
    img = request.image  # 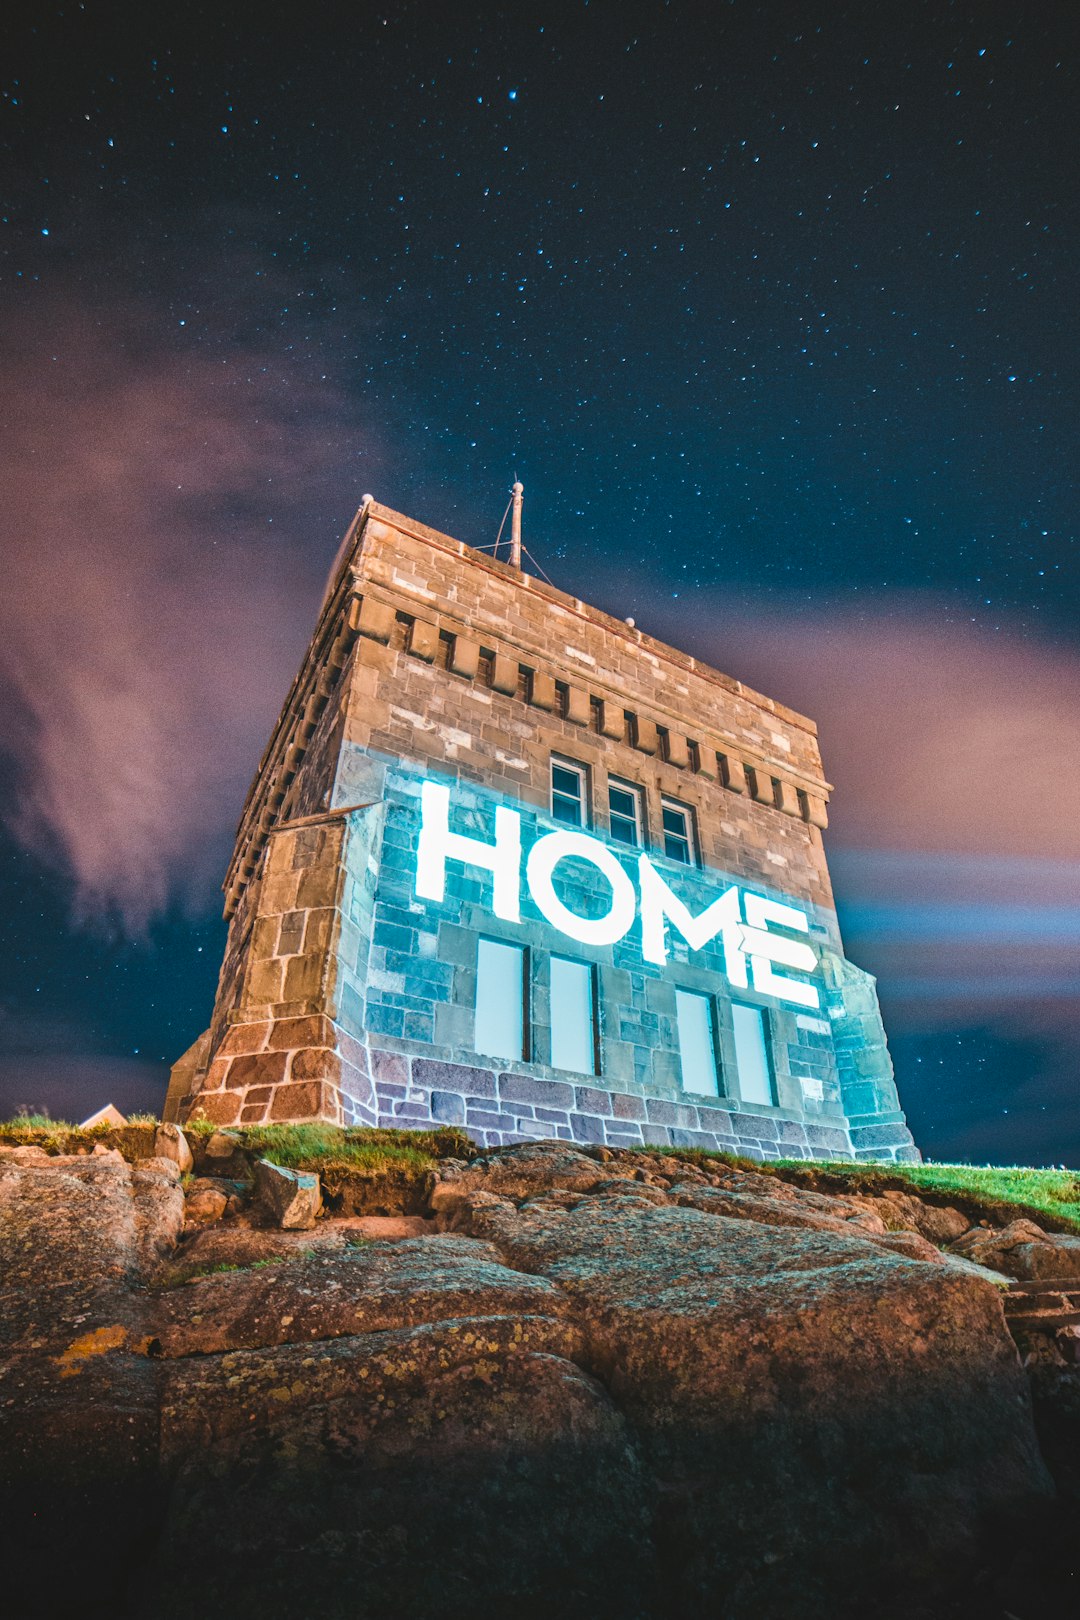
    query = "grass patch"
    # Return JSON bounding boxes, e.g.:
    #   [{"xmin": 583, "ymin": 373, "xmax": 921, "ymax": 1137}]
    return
[
  {"xmin": 232, "ymin": 1122, "xmax": 470, "ymax": 1175},
  {"xmin": 0, "ymin": 1116, "xmax": 471, "ymax": 1174},
  {"xmin": 630, "ymin": 1144, "xmax": 1080, "ymax": 1233},
  {"xmin": 781, "ymin": 1160, "xmax": 1080, "ymax": 1234}
]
